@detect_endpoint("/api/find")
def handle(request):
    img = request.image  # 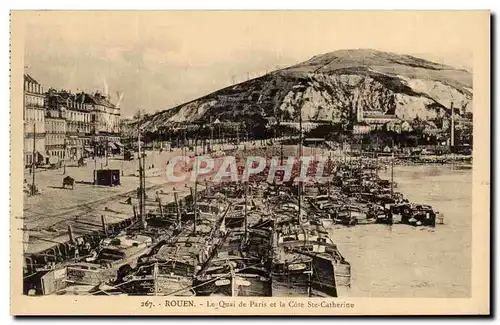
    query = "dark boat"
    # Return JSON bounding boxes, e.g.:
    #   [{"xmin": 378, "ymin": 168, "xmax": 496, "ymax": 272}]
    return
[
  {"xmin": 116, "ymin": 234, "xmax": 204, "ymax": 296},
  {"xmin": 293, "ymin": 225, "xmax": 351, "ymax": 296},
  {"xmin": 270, "ymin": 215, "xmax": 317, "ymax": 297},
  {"xmin": 271, "ymin": 217, "xmax": 351, "ymax": 297},
  {"xmin": 194, "ymin": 228, "xmax": 272, "ymax": 297},
  {"xmin": 271, "ymin": 252, "xmax": 313, "ymax": 297},
  {"xmin": 407, "ymin": 204, "xmax": 438, "ymax": 227},
  {"xmin": 334, "ymin": 208, "xmax": 357, "ymax": 226},
  {"xmin": 114, "ymin": 220, "xmax": 223, "ymax": 296},
  {"xmin": 194, "ymin": 256, "xmax": 271, "ymax": 296}
]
